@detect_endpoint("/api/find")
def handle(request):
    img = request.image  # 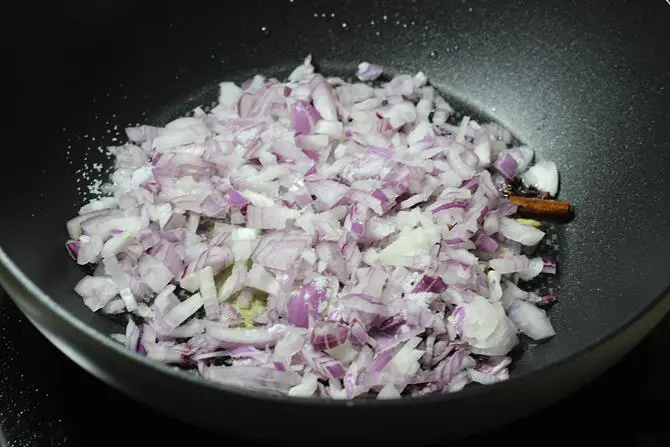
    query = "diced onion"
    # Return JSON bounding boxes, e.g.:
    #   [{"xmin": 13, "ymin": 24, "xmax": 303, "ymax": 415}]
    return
[{"xmin": 67, "ymin": 56, "xmax": 563, "ymax": 400}]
